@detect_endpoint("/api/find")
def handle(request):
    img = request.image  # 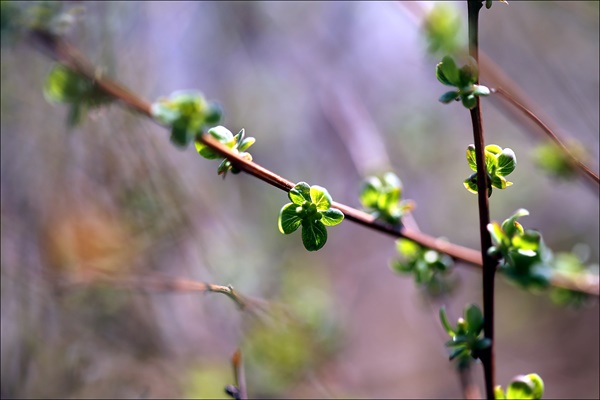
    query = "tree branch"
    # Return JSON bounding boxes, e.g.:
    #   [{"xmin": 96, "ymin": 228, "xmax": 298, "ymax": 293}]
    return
[
  {"xmin": 467, "ymin": 1, "xmax": 496, "ymax": 398},
  {"xmin": 26, "ymin": 29, "xmax": 599, "ymax": 298},
  {"xmin": 492, "ymin": 87, "xmax": 600, "ymax": 187}
]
